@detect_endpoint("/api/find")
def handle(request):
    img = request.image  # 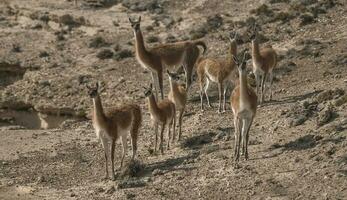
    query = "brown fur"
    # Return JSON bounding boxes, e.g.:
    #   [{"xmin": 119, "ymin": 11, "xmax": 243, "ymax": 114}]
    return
[
  {"xmin": 251, "ymin": 35, "xmax": 277, "ymax": 103},
  {"xmin": 91, "ymin": 93, "xmax": 141, "ymax": 180},
  {"xmin": 147, "ymin": 93, "xmax": 176, "ymax": 154},
  {"xmin": 168, "ymin": 76, "xmax": 187, "ymax": 141},
  {"xmin": 132, "ymin": 20, "xmax": 206, "ymax": 99},
  {"xmin": 230, "ymin": 53, "xmax": 257, "ymax": 164},
  {"xmin": 197, "ymin": 38, "xmax": 237, "ymax": 112}
]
